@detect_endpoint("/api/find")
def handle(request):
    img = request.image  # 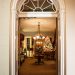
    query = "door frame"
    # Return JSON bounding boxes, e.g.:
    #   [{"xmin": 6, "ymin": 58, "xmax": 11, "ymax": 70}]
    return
[{"xmin": 10, "ymin": 0, "xmax": 66, "ymax": 75}]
